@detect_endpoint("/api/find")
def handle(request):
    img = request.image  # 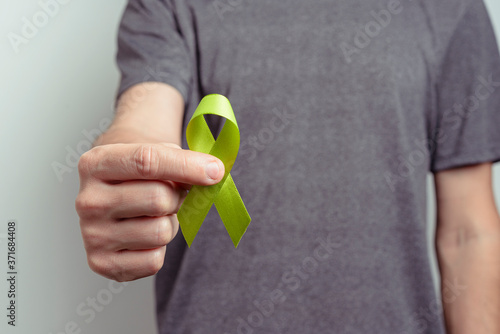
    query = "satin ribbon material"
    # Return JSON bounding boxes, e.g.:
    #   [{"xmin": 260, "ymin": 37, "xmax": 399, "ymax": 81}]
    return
[{"xmin": 177, "ymin": 94, "xmax": 251, "ymax": 247}]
